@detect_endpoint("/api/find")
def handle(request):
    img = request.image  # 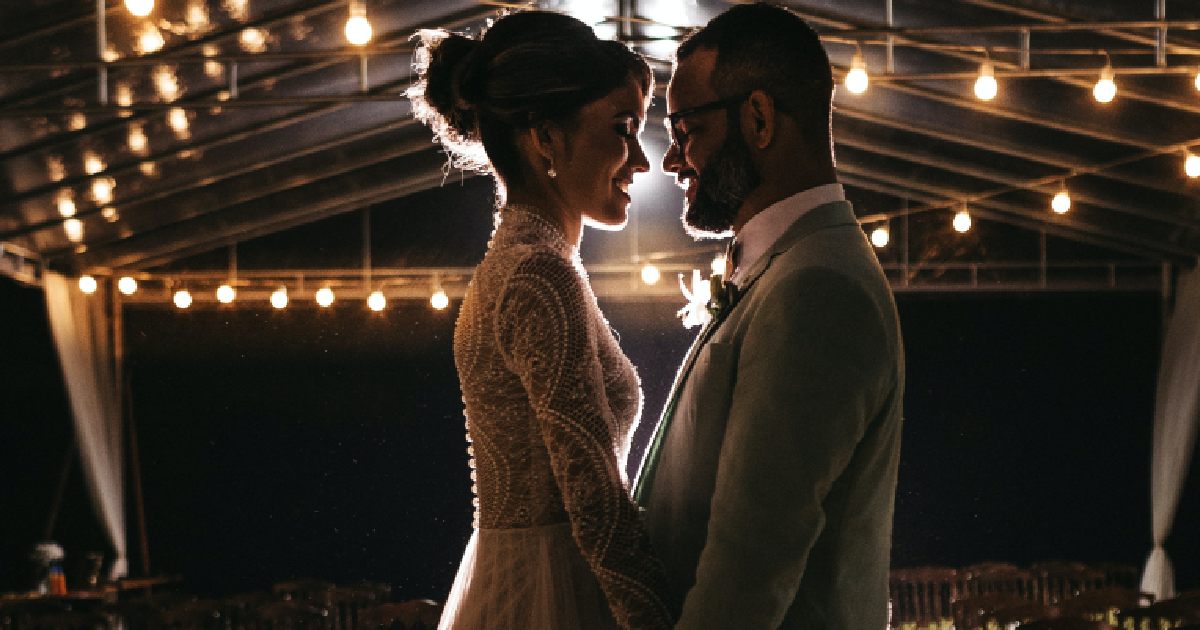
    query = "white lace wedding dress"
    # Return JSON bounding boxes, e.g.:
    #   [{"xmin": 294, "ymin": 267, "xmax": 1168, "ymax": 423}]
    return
[{"xmin": 438, "ymin": 206, "xmax": 673, "ymax": 630}]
